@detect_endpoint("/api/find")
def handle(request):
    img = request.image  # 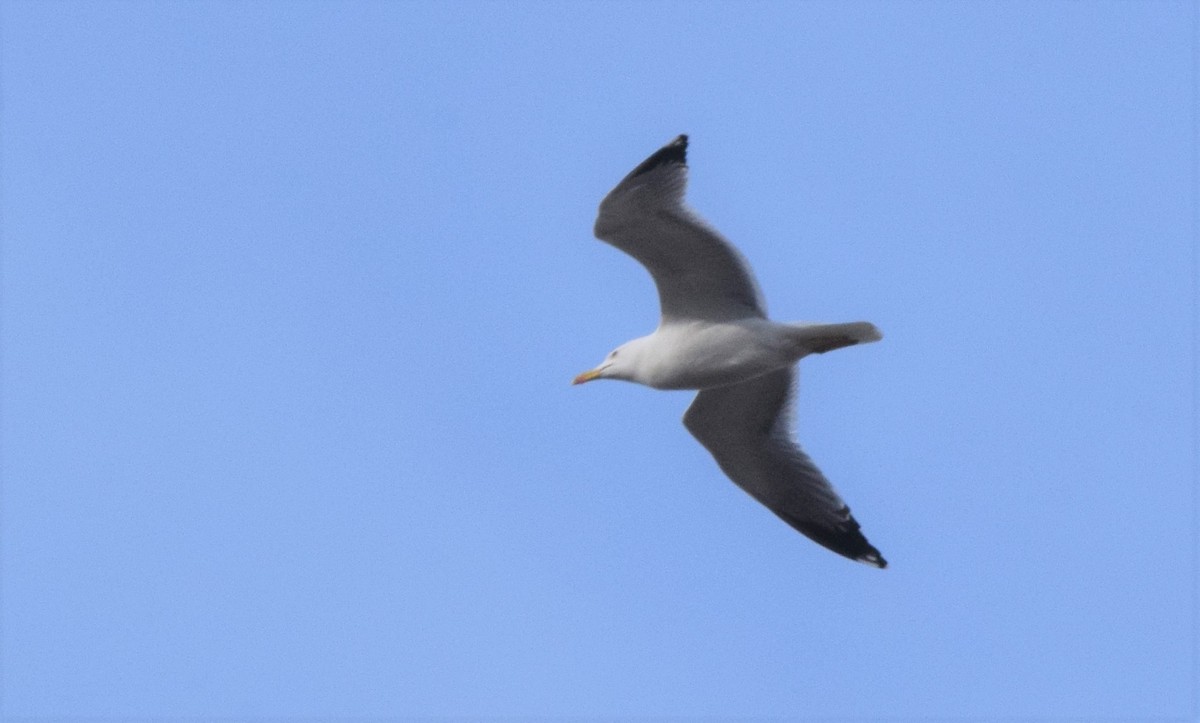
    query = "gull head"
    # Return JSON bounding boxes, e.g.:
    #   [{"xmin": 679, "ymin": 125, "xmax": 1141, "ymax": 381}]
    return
[{"xmin": 572, "ymin": 339, "xmax": 648, "ymax": 385}]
